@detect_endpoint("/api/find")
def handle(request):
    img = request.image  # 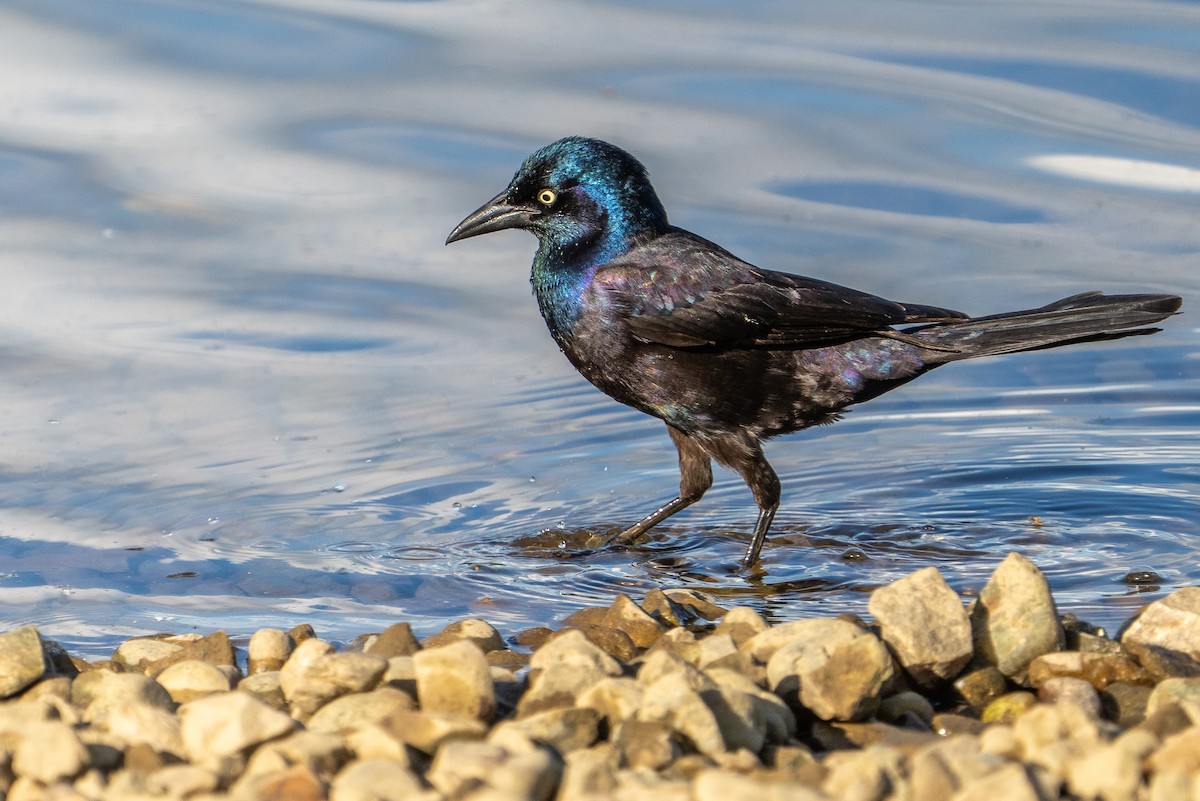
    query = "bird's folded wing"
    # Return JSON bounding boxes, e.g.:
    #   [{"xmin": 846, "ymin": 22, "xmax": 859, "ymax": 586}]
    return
[{"xmin": 597, "ymin": 229, "xmax": 959, "ymax": 349}]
